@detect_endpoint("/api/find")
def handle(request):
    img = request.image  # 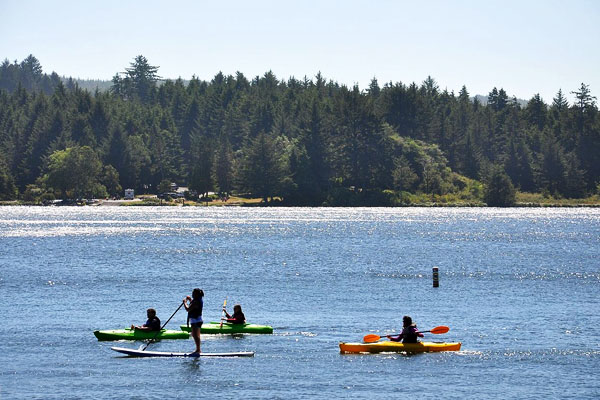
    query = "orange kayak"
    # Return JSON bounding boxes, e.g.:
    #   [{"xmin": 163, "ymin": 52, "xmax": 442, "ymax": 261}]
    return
[{"xmin": 339, "ymin": 341, "xmax": 461, "ymax": 354}]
